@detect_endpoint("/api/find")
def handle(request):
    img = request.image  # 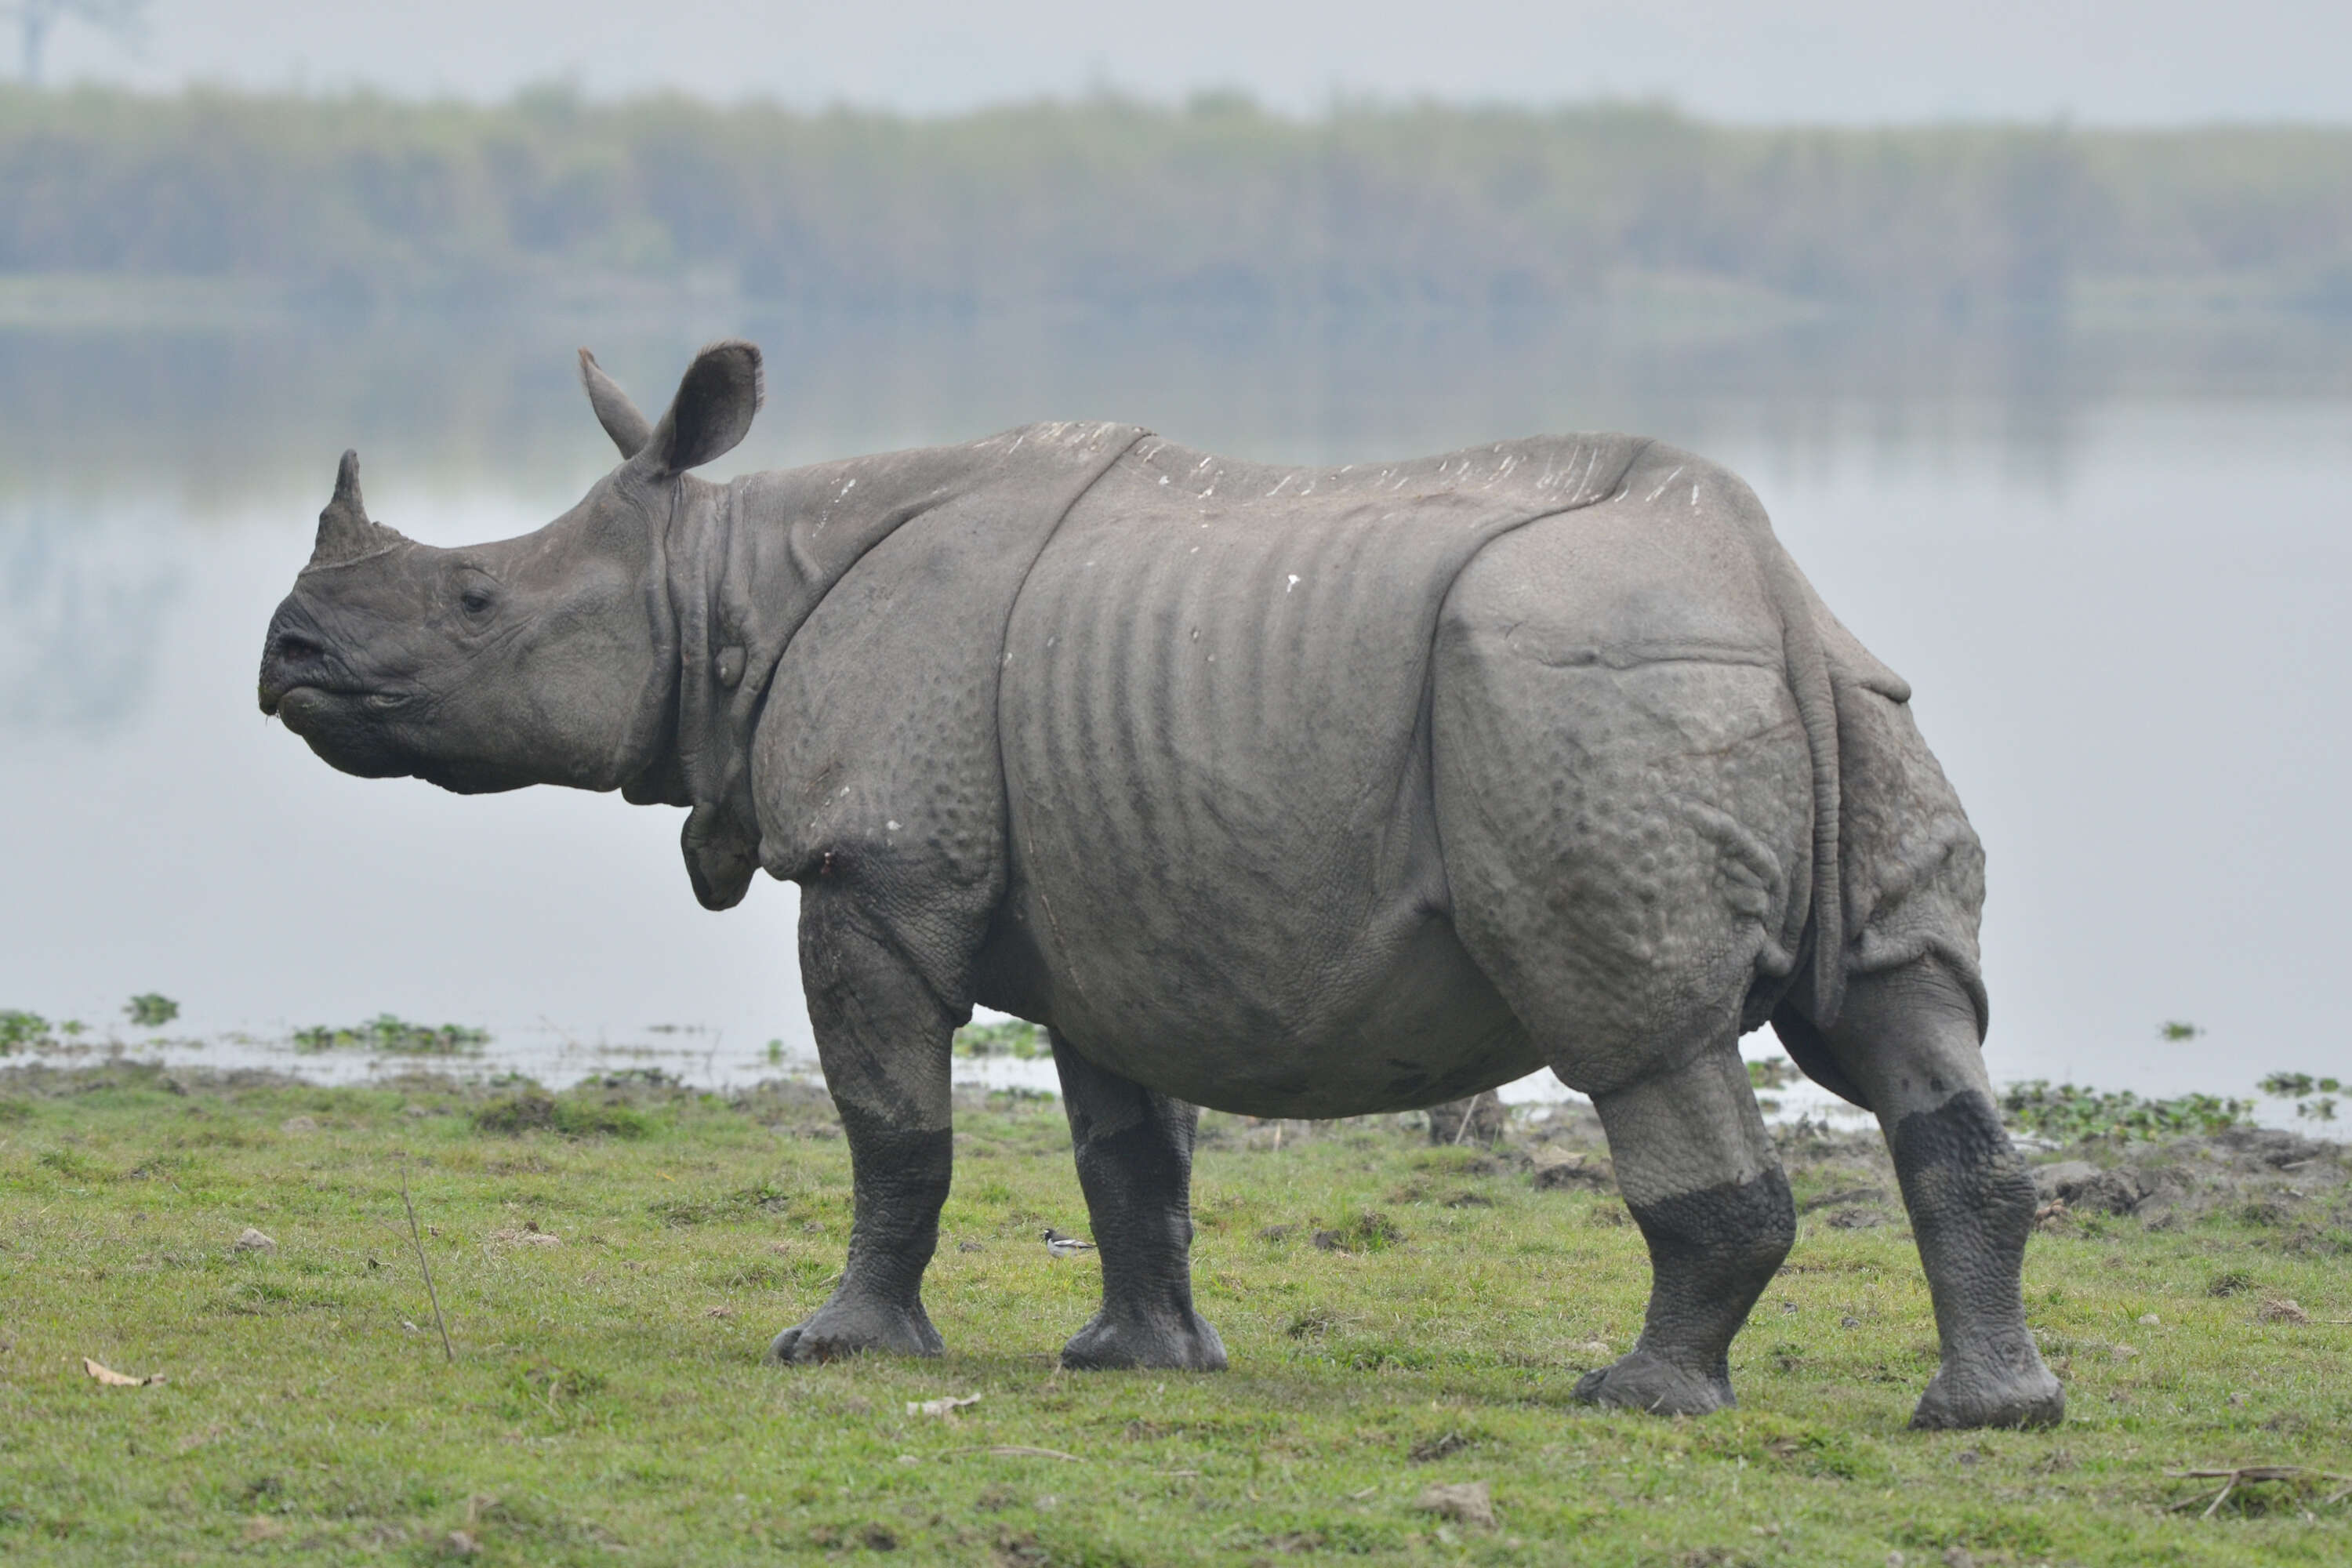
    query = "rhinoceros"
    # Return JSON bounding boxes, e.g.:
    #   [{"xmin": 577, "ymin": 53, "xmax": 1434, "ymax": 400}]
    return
[{"xmin": 257, "ymin": 341, "xmax": 2061, "ymax": 1429}]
